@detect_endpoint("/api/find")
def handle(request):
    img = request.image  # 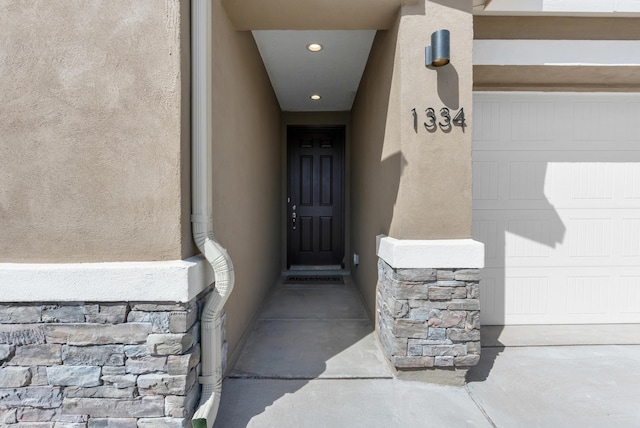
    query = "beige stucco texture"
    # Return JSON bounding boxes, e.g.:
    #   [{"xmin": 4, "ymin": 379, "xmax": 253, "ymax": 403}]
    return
[
  {"xmin": 0, "ymin": 1, "xmax": 190, "ymax": 262},
  {"xmin": 223, "ymin": 0, "xmax": 406, "ymax": 30},
  {"xmin": 395, "ymin": 0, "xmax": 473, "ymax": 239},
  {"xmin": 210, "ymin": 0, "xmax": 283, "ymax": 360}
]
